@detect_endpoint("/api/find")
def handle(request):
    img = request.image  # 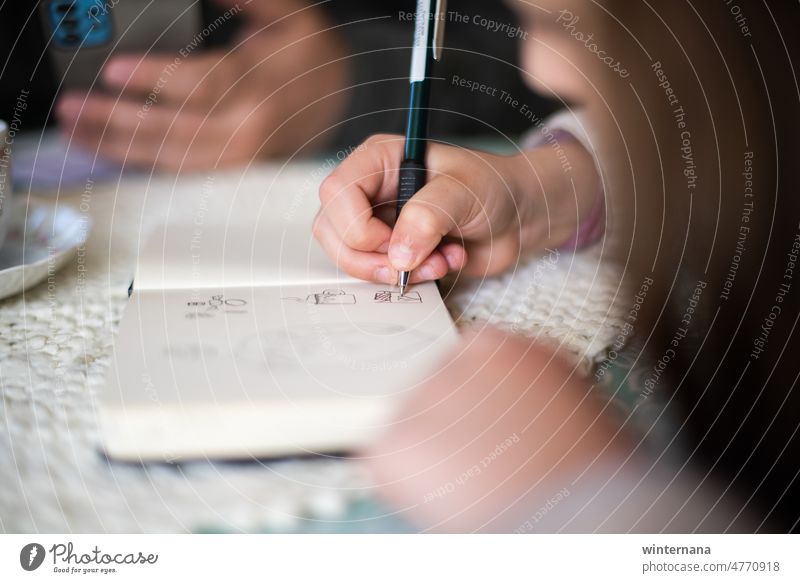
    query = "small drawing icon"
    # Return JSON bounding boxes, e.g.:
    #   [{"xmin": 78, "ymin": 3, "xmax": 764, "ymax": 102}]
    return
[
  {"xmin": 187, "ymin": 294, "xmax": 247, "ymax": 311},
  {"xmin": 206, "ymin": 295, "xmax": 247, "ymax": 311},
  {"xmin": 374, "ymin": 291, "xmax": 422, "ymax": 304},
  {"xmin": 283, "ymin": 289, "xmax": 357, "ymax": 305},
  {"xmin": 20, "ymin": 543, "xmax": 45, "ymax": 571},
  {"xmin": 186, "ymin": 294, "xmax": 248, "ymax": 318},
  {"xmin": 373, "ymin": 291, "xmax": 392, "ymax": 303}
]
